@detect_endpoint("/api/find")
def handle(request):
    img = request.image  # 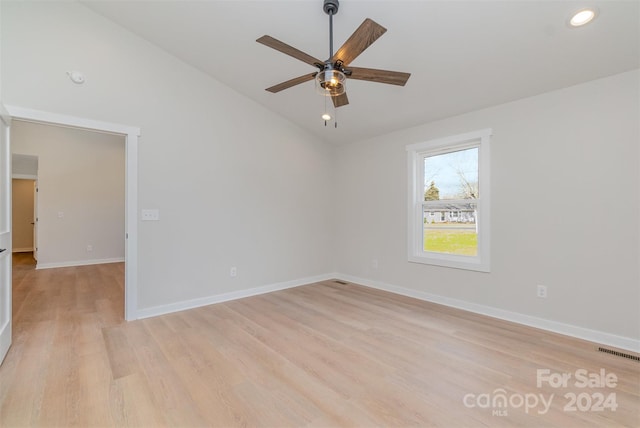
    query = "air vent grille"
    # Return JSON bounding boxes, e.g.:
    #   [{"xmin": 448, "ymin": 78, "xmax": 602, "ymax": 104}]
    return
[{"xmin": 598, "ymin": 347, "xmax": 640, "ymax": 362}]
